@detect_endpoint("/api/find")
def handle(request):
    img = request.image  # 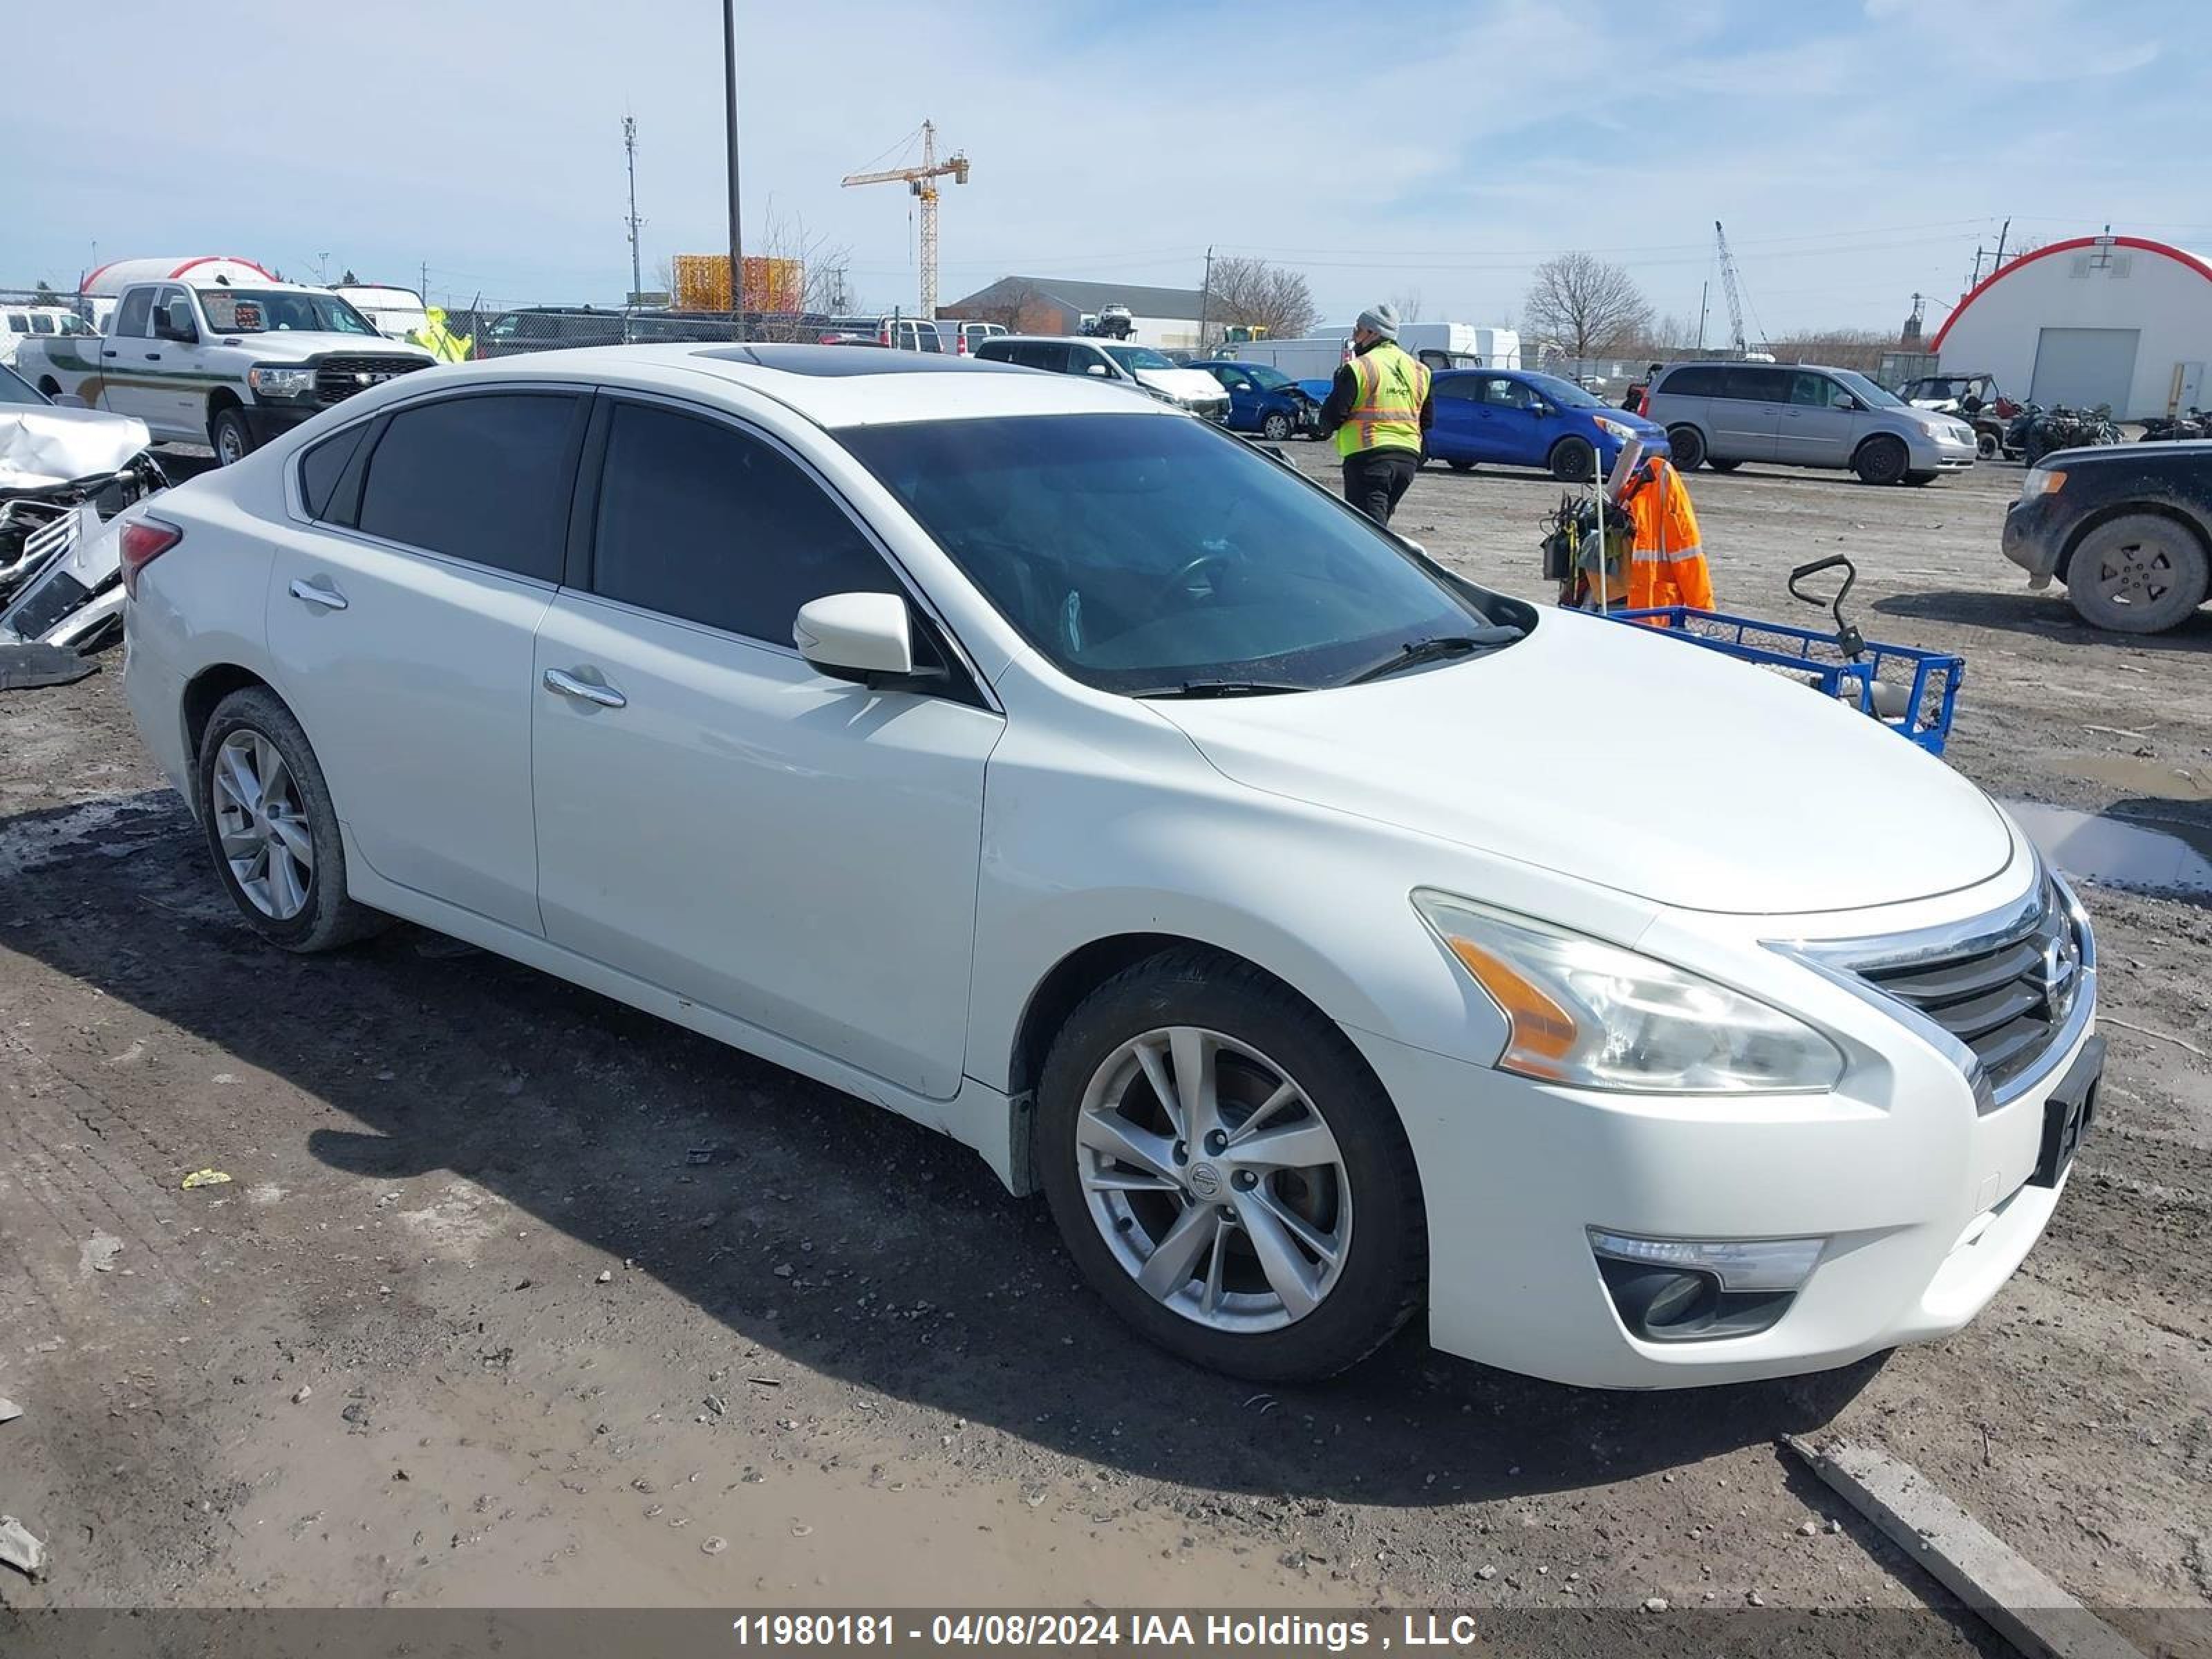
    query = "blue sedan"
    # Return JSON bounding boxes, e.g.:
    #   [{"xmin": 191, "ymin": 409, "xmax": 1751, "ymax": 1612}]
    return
[
  {"xmin": 1191, "ymin": 359, "xmax": 1320, "ymax": 440},
  {"xmin": 1426, "ymin": 368, "xmax": 1668, "ymax": 481}
]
